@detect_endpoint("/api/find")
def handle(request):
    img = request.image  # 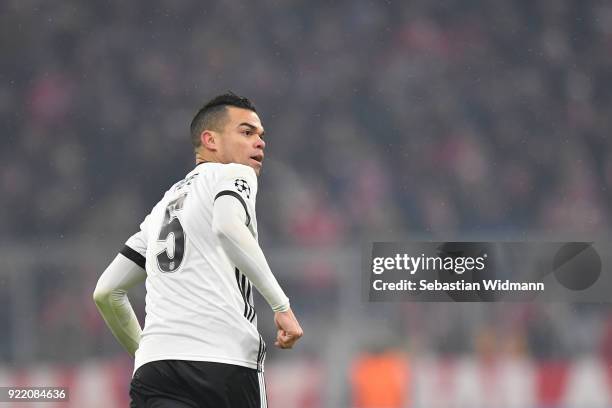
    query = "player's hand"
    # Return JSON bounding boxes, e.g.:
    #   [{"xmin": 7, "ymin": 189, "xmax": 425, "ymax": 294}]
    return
[{"xmin": 273, "ymin": 308, "xmax": 303, "ymax": 349}]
